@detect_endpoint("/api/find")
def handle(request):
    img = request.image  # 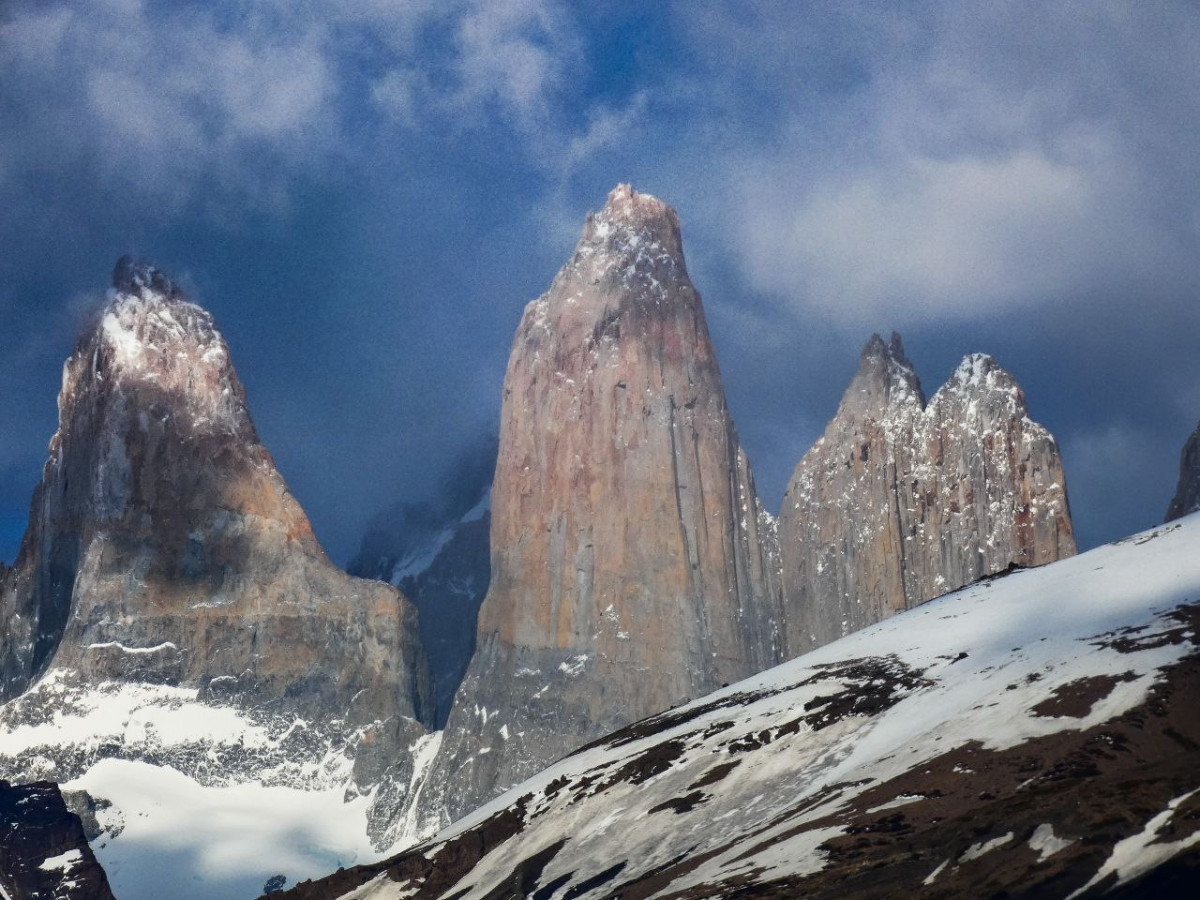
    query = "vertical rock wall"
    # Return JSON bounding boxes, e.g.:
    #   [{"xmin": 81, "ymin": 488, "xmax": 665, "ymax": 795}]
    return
[
  {"xmin": 410, "ymin": 185, "xmax": 783, "ymax": 831},
  {"xmin": 779, "ymin": 333, "xmax": 1075, "ymax": 654},
  {"xmin": 1166, "ymin": 421, "xmax": 1200, "ymax": 522},
  {"xmin": 0, "ymin": 258, "xmax": 432, "ymax": 729}
]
